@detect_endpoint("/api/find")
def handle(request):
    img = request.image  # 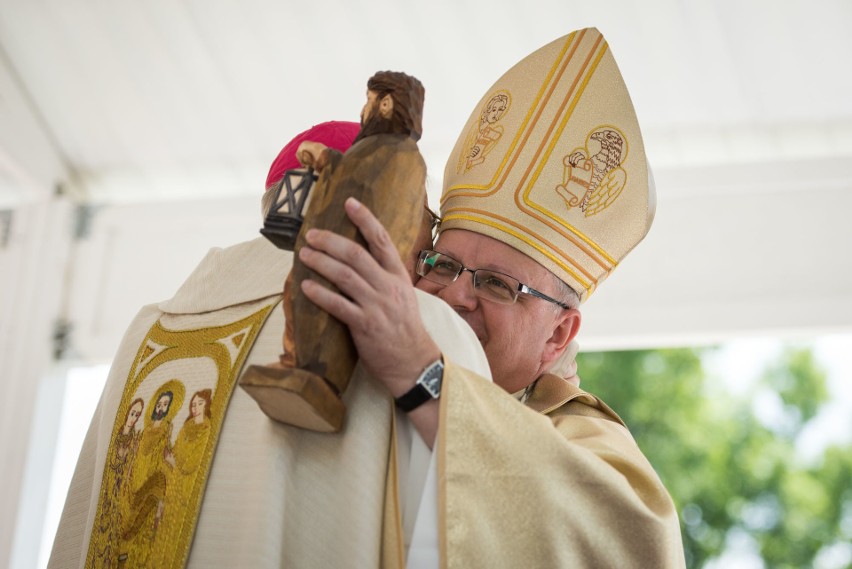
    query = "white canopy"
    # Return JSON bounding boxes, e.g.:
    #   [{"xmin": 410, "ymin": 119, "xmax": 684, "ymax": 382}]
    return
[{"xmin": 1, "ymin": 1, "xmax": 851, "ymax": 567}]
